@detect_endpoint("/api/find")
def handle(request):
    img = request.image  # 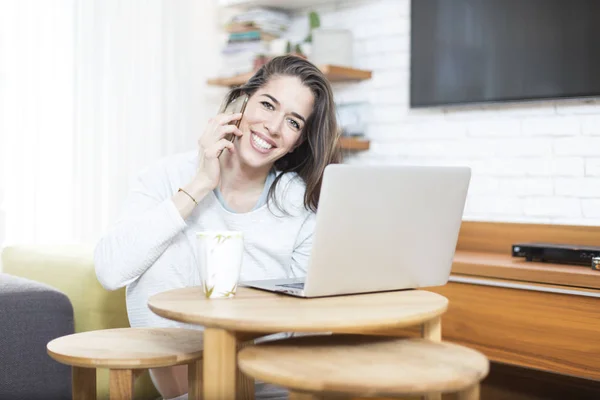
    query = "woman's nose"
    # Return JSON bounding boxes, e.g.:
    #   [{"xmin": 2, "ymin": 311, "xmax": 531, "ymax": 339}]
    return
[{"xmin": 264, "ymin": 115, "xmax": 284, "ymax": 135}]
